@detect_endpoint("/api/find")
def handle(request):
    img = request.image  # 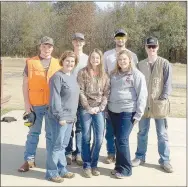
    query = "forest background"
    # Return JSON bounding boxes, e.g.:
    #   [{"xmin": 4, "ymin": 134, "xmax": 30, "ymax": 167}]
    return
[{"xmin": 1, "ymin": 1, "xmax": 187, "ymax": 63}]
